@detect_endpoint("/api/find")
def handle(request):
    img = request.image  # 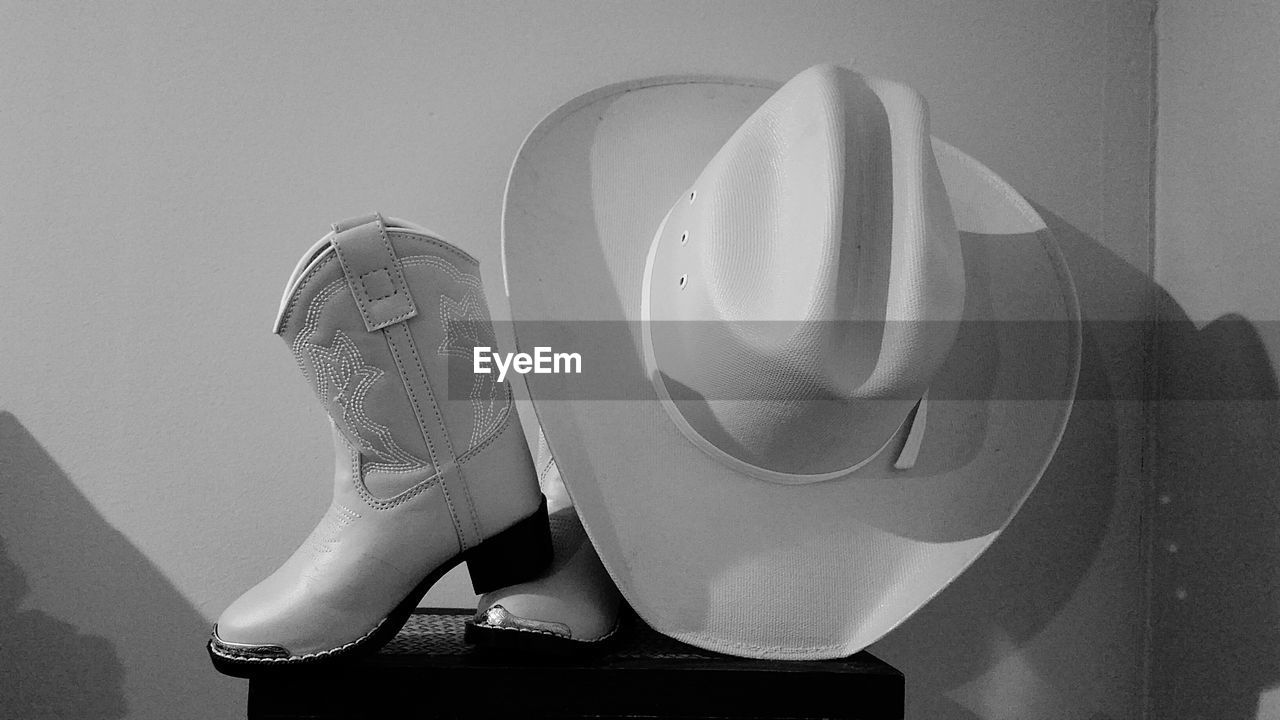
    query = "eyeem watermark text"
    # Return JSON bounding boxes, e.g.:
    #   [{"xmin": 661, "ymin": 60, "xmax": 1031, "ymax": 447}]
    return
[{"xmin": 474, "ymin": 347, "xmax": 582, "ymax": 382}]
